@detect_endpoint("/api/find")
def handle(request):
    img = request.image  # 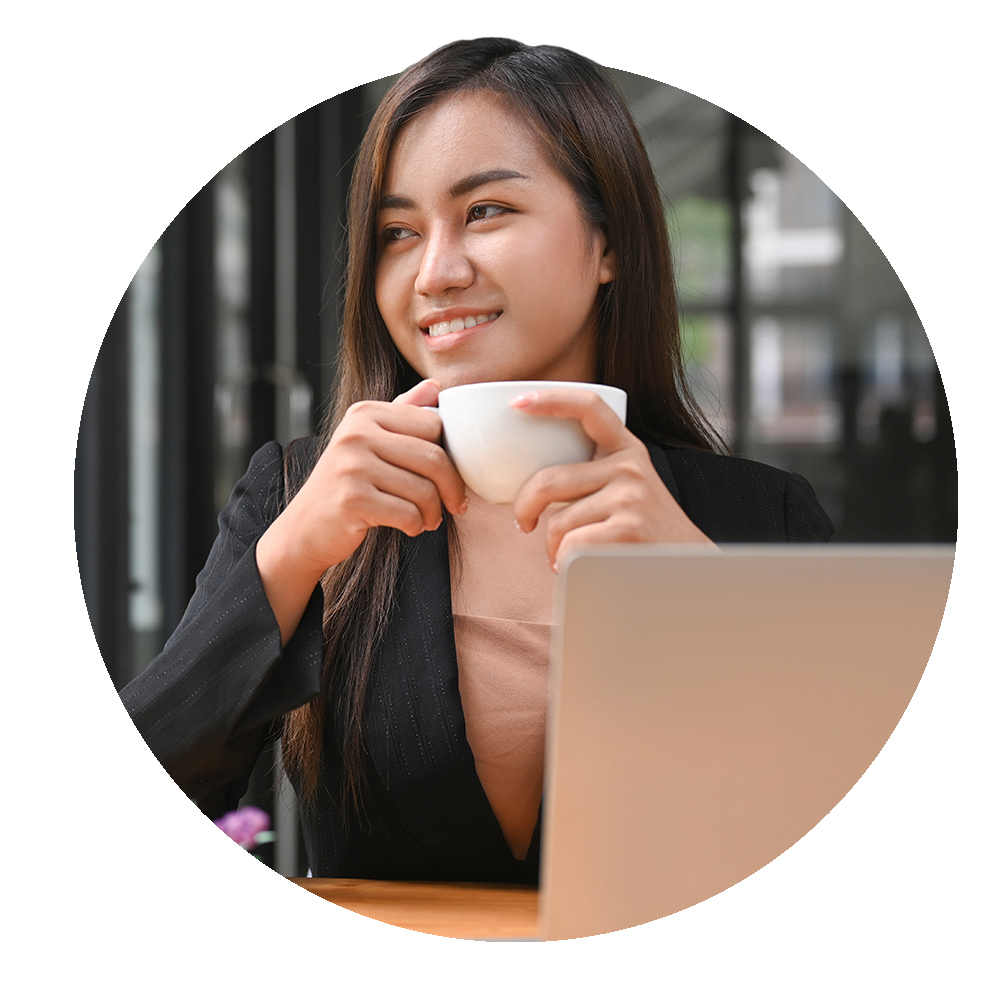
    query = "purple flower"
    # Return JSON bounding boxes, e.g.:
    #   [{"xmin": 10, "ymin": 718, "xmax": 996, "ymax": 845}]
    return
[{"xmin": 214, "ymin": 806, "xmax": 271, "ymax": 849}]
